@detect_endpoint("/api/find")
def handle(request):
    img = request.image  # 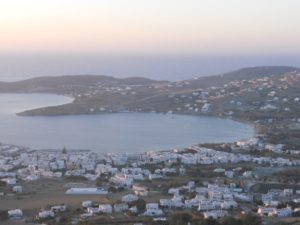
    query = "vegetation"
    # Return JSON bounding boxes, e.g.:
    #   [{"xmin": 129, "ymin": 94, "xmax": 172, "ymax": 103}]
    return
[
  {"xmin": 167, "ymin": 213, "xmax": 261, "ymax": 225},
  {"xmin": 96, "ymin": 174, "xmax": 110, "ymax": 186},
  {"xmin": 62, "ymin": 146, "xmax": 67, "ymax": 154},
  {"xmin": 64, "ymin": 176, "xmax": 88, "ymax": 182},
  {"xmin": 0, "ymin": 210, "xmax": 8, "ymax": 221},
  {"xmin": 132, "ymin": 199, "xmax": 146, "ymax": 212},
  {"xmin": 0, "ymin": 180, "xmax": 6, "ymax": 187}
]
